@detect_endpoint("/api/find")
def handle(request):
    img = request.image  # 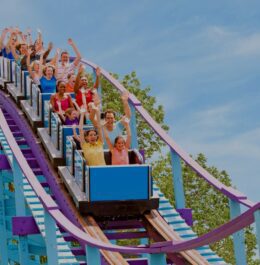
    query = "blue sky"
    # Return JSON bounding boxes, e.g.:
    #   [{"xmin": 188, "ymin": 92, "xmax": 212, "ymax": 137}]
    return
[{"xmin": 1, "ymin": 0, "xmax": 259, "ymax": 202}]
